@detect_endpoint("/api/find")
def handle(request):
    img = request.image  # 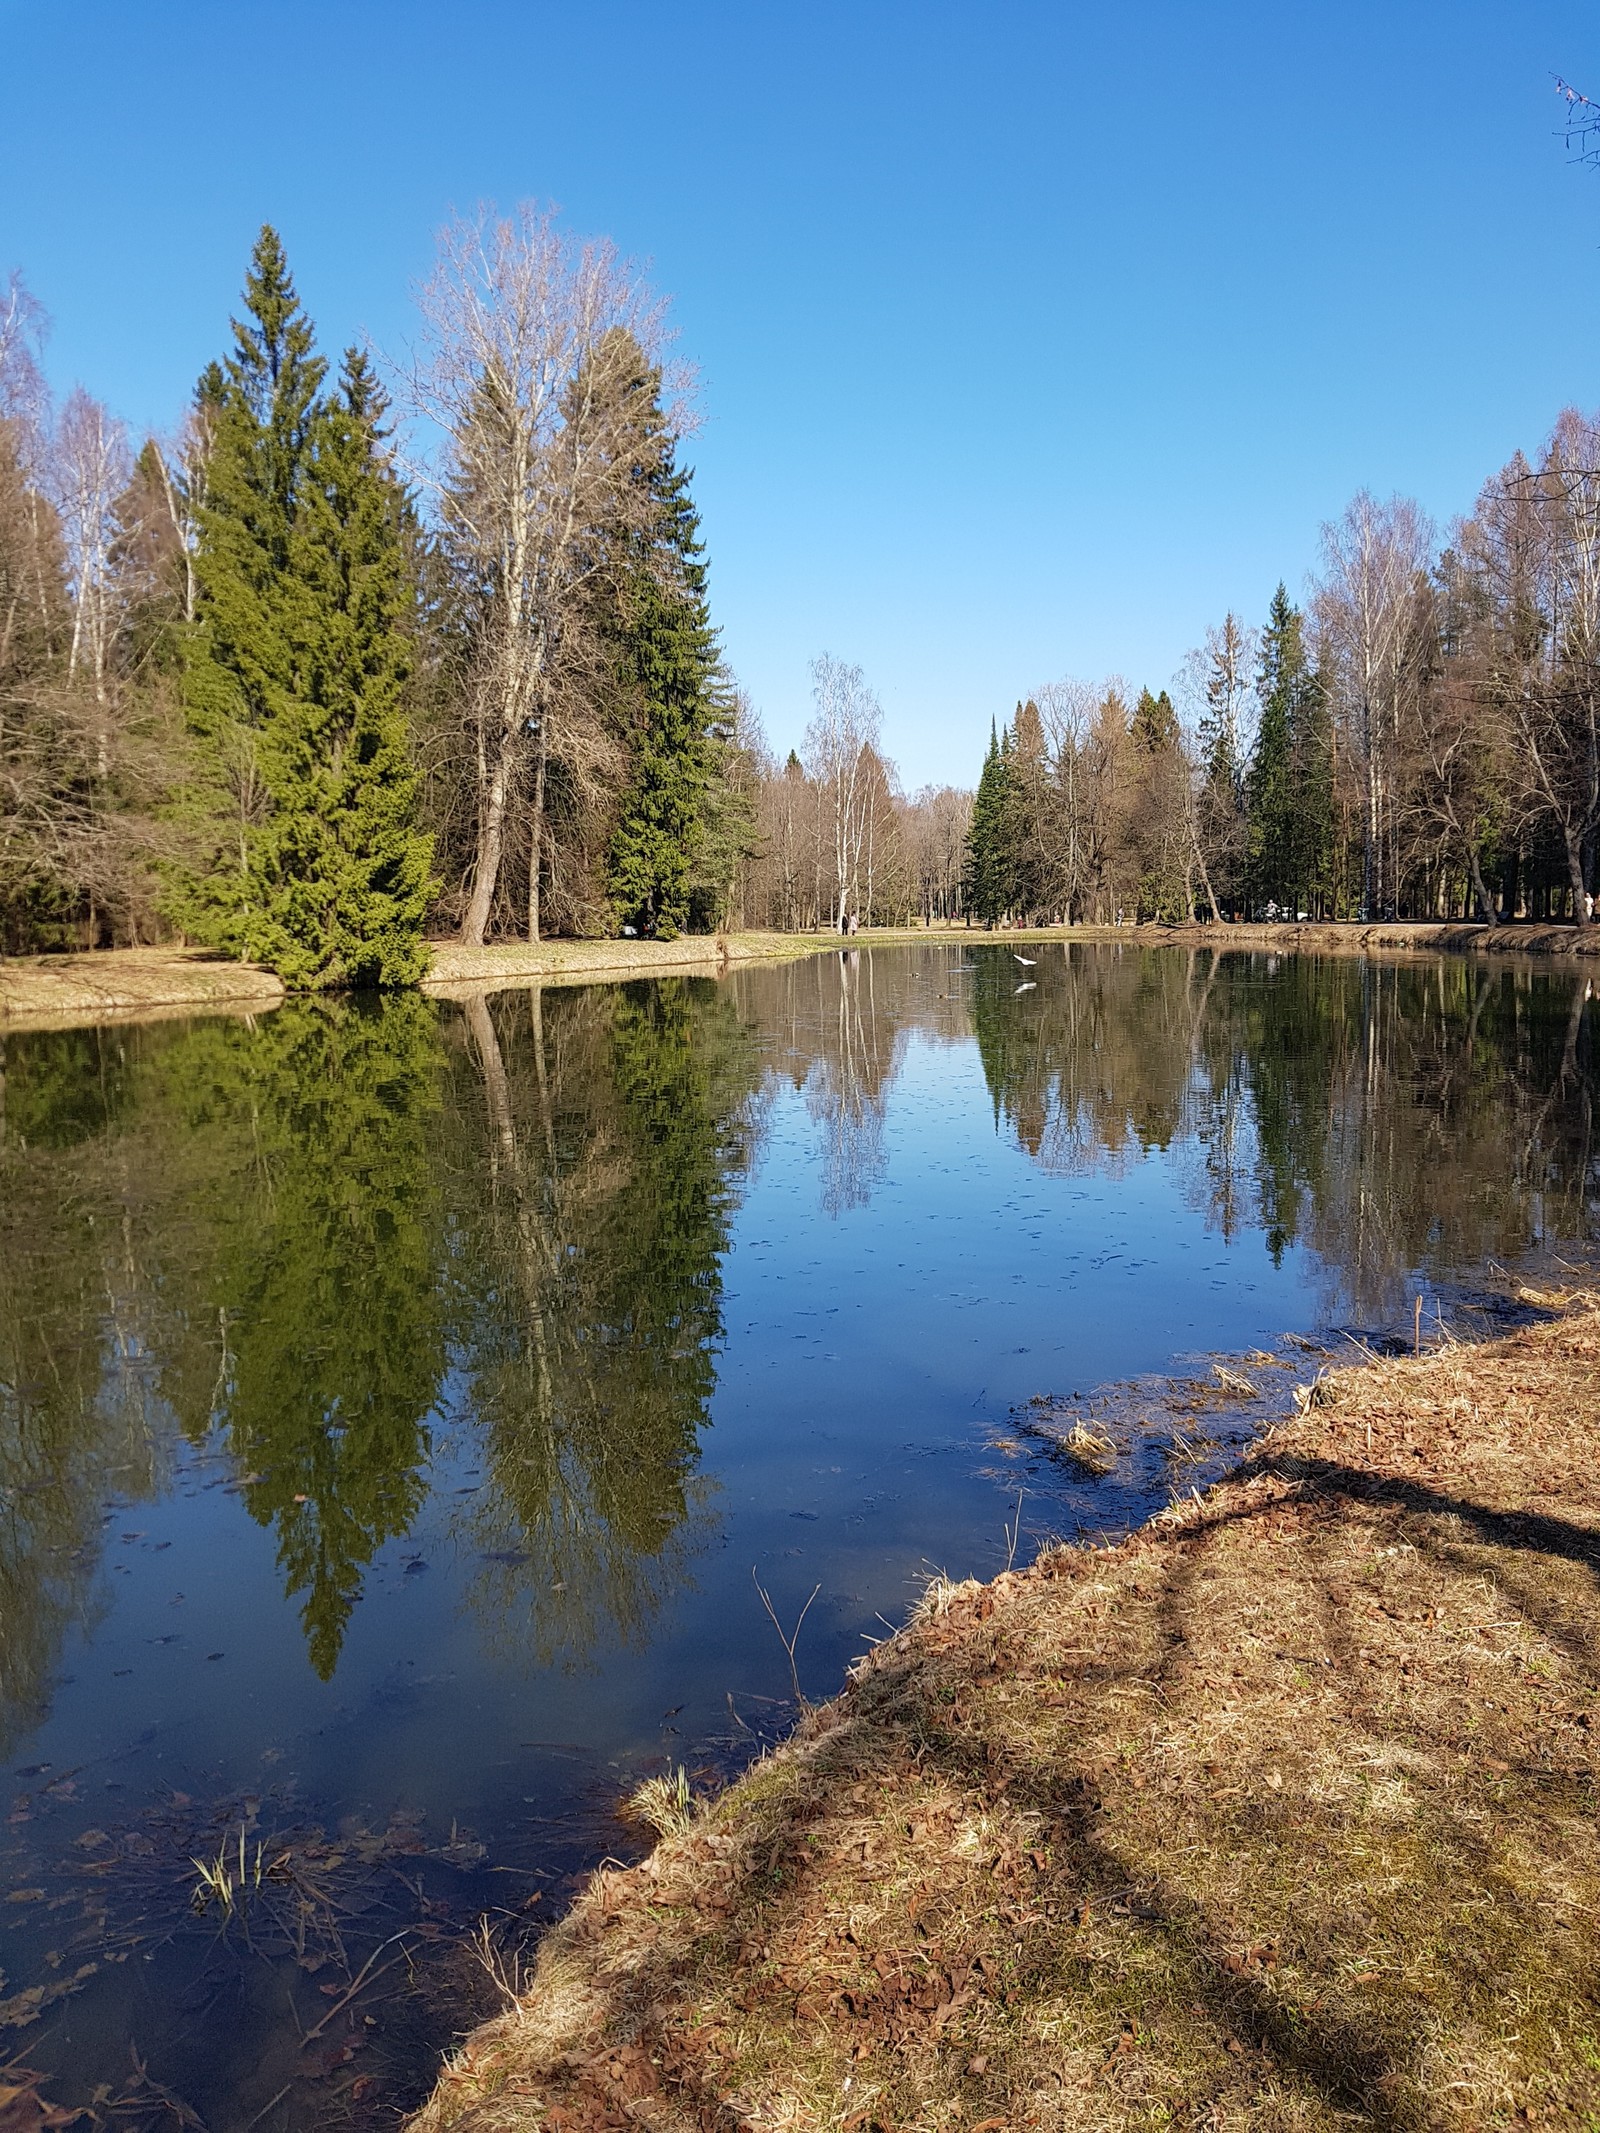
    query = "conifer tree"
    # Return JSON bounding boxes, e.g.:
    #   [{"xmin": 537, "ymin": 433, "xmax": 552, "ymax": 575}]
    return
[
  {"xmin": 1007, "ymin": 697, "xmax": 1052, "ymax": 919},
  {"xmin": 172, "ymin": 231, "xmax": 432, "ymax": 985},
  {"xmin": 258, "ymin": 352, "xmax": 435, "ymax": 987},
  {"xmin": 600, "ymin": 335, "xmax": 720, "ymax": 939},
  {"xmin": 965, "ymin": 719, "xmax": 1015, "ymax": 924},
  {"xmin": 1129, "ymin": 689, "xmax": 1188, "ymax": 921},
  {"xmin": 1248, "ymin": 585, "xmax": 1329, "ymax": 916},
  {"xmin": 1131, "ymin": 686, "xmax": 1180, "ymax": 754}
]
